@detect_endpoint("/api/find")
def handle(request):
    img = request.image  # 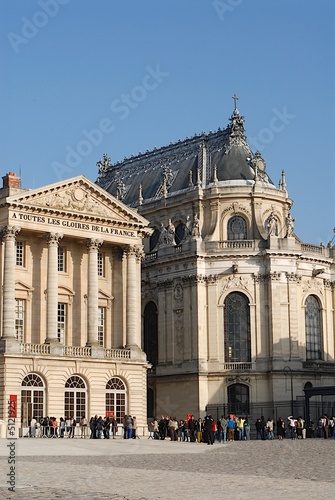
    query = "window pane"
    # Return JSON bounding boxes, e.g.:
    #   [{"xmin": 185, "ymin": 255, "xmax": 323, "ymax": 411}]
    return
[
  {"xmin": 16, "ymin": 241, "xmax": 24, "ymax": 266},
  {"xmin": 98, "ymin": 307, "xmax": 105, "ymax": 346},
  {"xmin": 58, "ymin": 247, "xmax": 66, "ymax": 272},
  {"xmin": 224, "ymin": 292, "xmax": 251, "ymax": 362},
  {"xmin": 227, "ymin": 216, "xmax": 247, "ymax": 240},
  {"xmin": 57, "ymin": 303, "xmax": 66, "ymax": 343},
  {"xmin": 305, "ymin": 295, "xmax": 322, "ymax": 360},
  {"xmin": 15, "ymin": 299, "xmax": 25, "ymax": 342},
  {"xmin": 97, "ymin": 253, "xmax": 104, "ymax": 277}
]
